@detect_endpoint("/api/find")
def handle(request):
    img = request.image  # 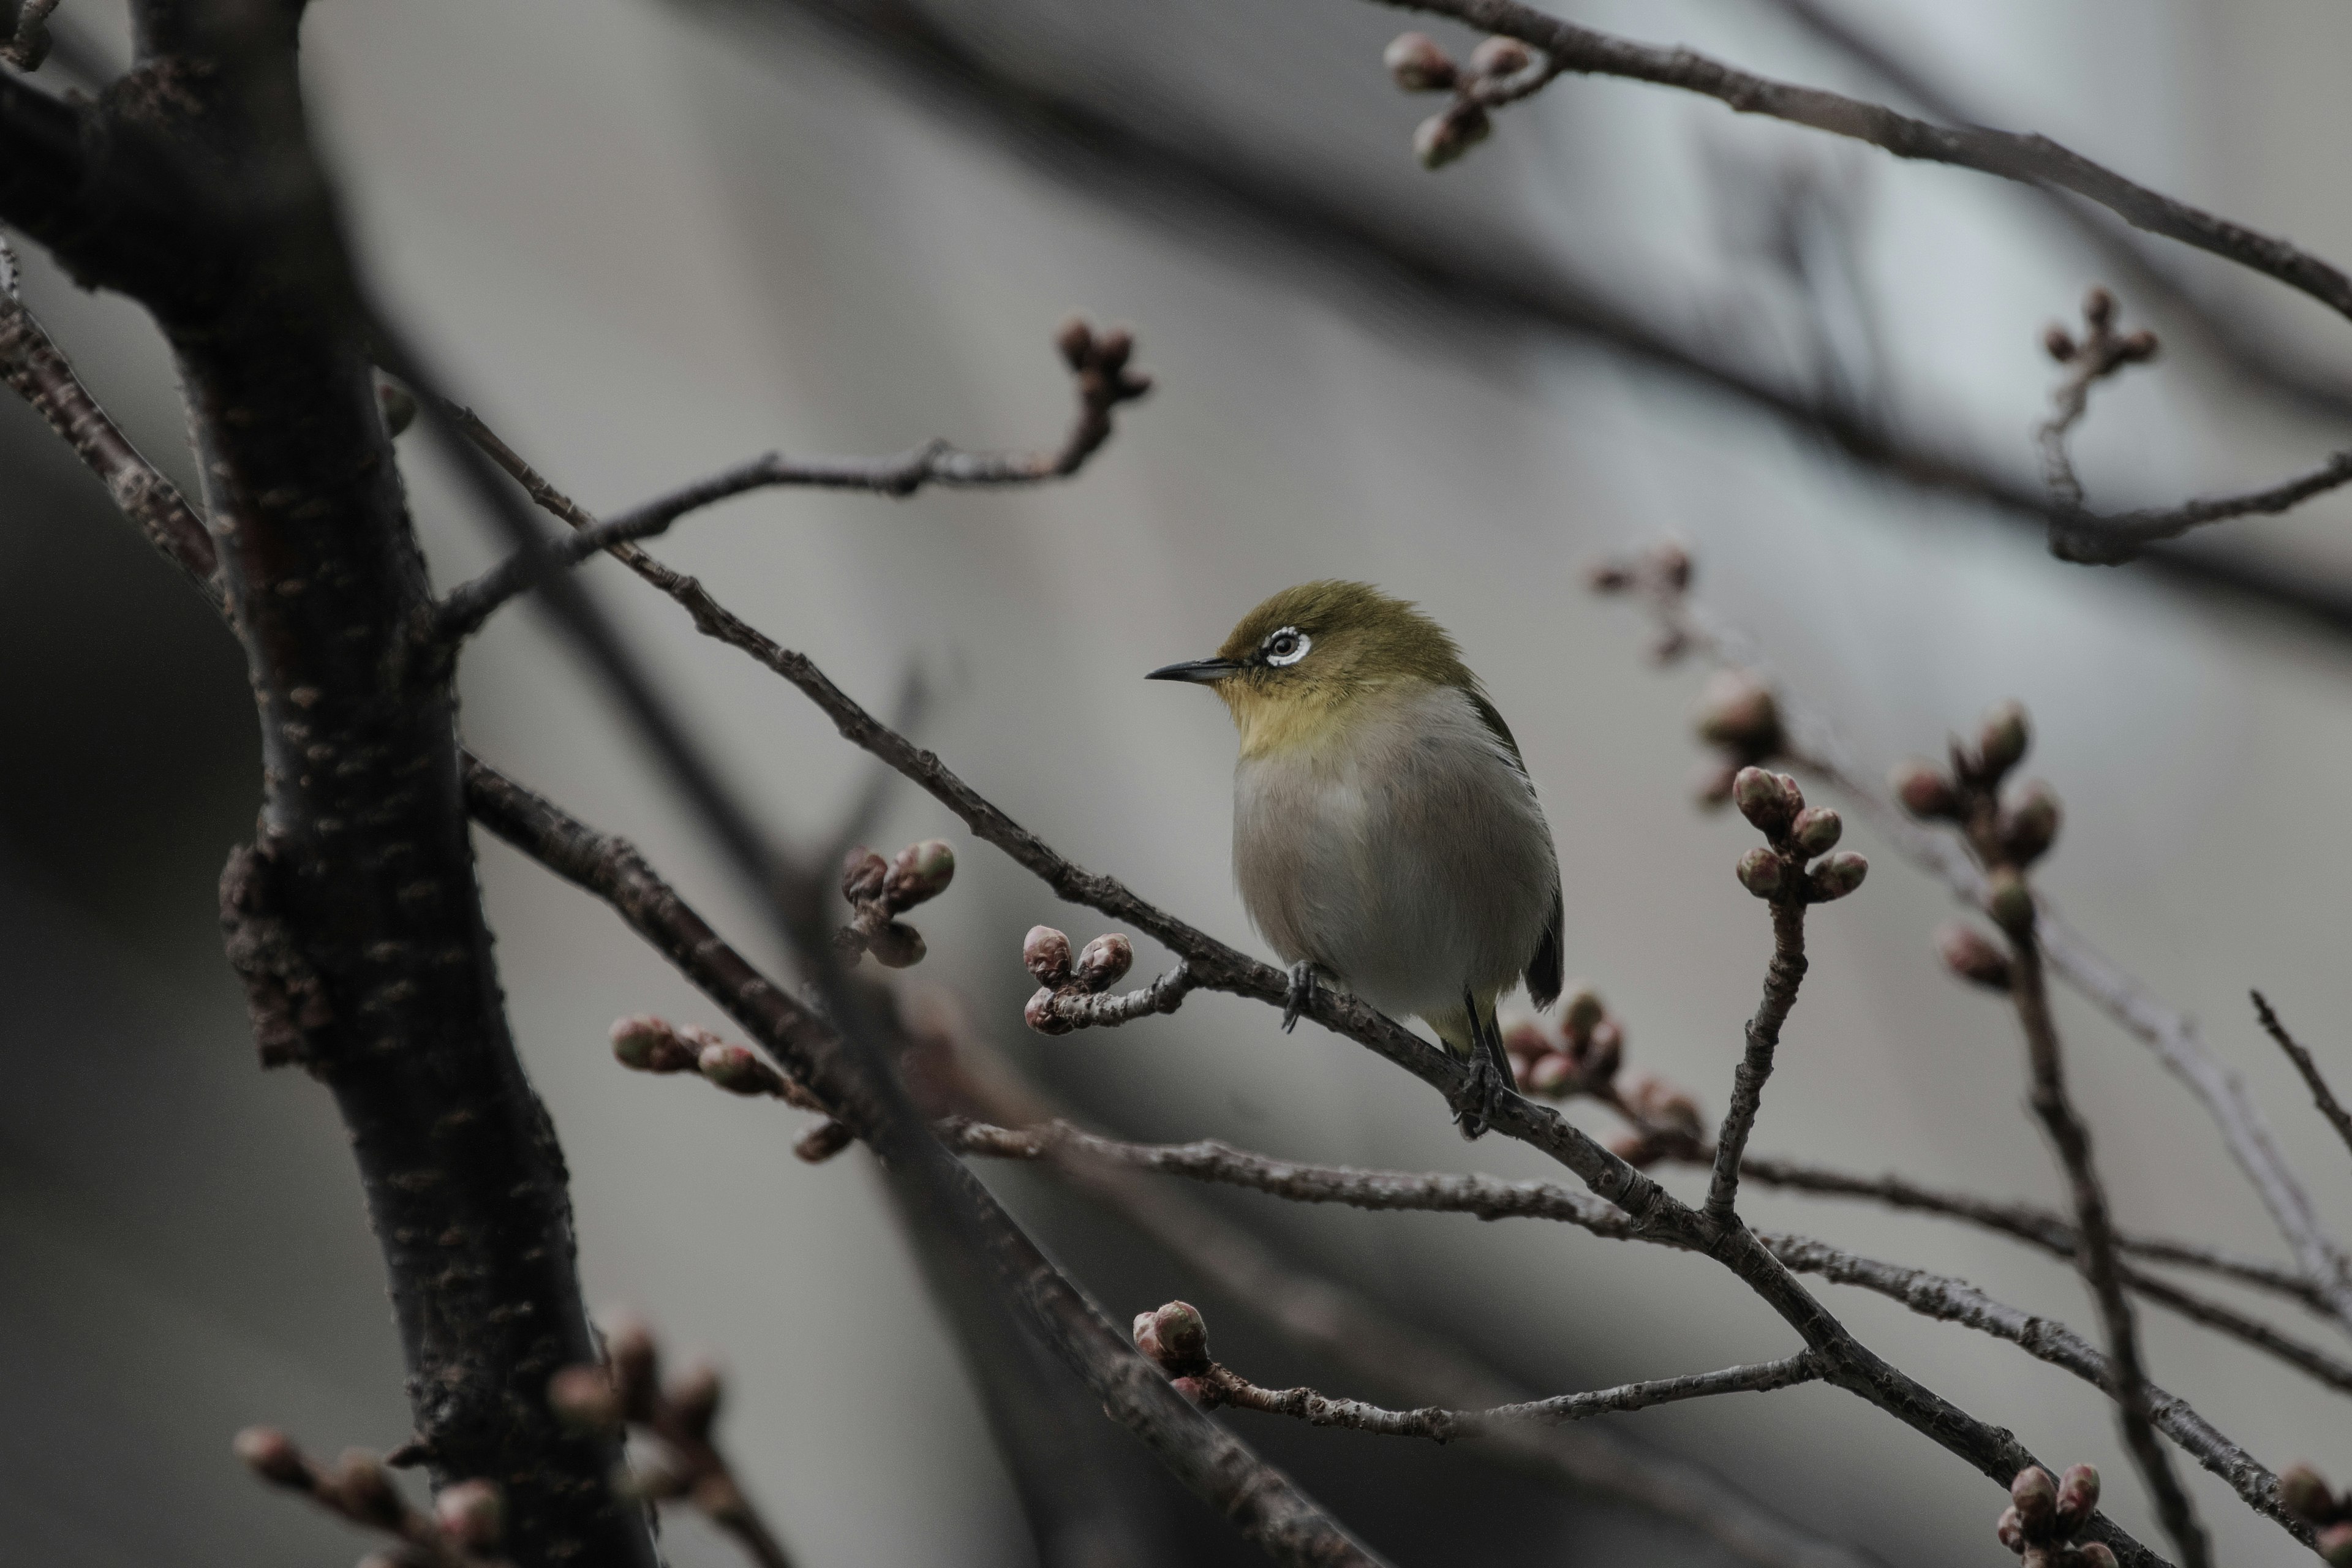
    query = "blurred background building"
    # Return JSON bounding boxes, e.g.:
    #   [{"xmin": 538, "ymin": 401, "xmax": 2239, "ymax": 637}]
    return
[{"xmin": 6, "ymin": 1, "xmax": 2352, "ymax": 1563}]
